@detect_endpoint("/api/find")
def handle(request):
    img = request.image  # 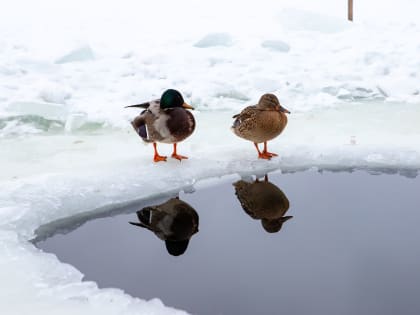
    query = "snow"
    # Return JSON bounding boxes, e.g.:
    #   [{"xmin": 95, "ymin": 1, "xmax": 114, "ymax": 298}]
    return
[
  {"xmin": 194, "ymin": 33, "xmax": 234, "ymax": 48},
  {"xmin": 55, "ymin": 45, "xmax": 95, "ymax": 64},
  {"xmin": 1, "ymin": 0, "xmax": 420, "ymax": 314},
  {"xmin": 261, "ymin": 40, "xmax": 290, "ymax": 52}
]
